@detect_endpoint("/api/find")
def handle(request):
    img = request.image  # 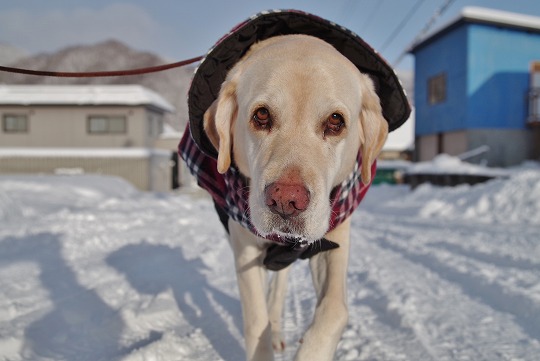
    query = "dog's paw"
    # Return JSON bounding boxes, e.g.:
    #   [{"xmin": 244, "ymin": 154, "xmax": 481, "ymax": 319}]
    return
[{"xmin": 272, "ymin": 332, "xmax": 286, "ymax": 352}]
